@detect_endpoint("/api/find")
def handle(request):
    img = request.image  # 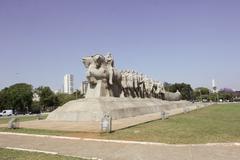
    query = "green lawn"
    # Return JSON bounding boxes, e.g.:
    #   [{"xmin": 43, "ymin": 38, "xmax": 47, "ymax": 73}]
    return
[
  {"xmin": 101, "ymin": 103, "xmax": 240, "ymax": 144},
  {"xmin": 0, "ymin": 104, "xmax": 240, "ymax": 144},
  {"xmin": 0, "ymin": 148, "xmax": 85, "ymax": 160},
  {"xmin": 0, "ymin": 114, "xmax": 47, "ymax": 124}
]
